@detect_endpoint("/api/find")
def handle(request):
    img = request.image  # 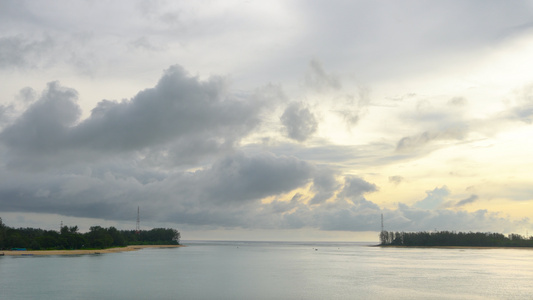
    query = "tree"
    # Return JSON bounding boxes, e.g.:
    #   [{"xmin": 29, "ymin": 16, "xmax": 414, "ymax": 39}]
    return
[
  {"xmin": 0, "ymin": 217, "xmax": 6, "ymax": 249},
  {"xmin": 86, "ymin": 226, "xmax": 113, "ymax": 248},
  {"xmin": 173, "ymin": 229, "xmax": 181, "ymax": 244},
  {"xmin": 108, "ymin": 227, "xmax": 126, "ymax": 246}
]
